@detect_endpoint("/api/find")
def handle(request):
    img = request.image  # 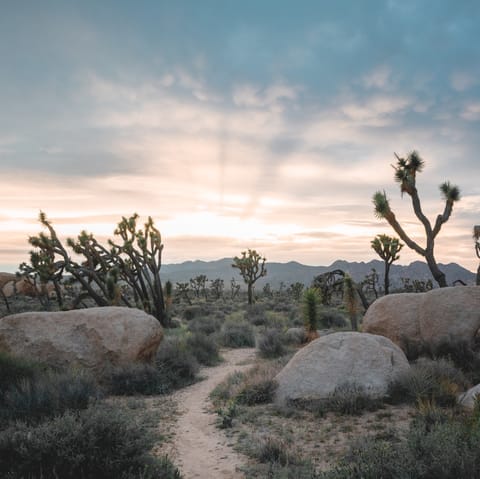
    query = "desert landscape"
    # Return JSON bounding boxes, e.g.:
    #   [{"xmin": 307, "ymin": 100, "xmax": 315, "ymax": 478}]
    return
[{"xmin": 1, "ymin": 2, "xmax": 480, "ymax": 478}]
